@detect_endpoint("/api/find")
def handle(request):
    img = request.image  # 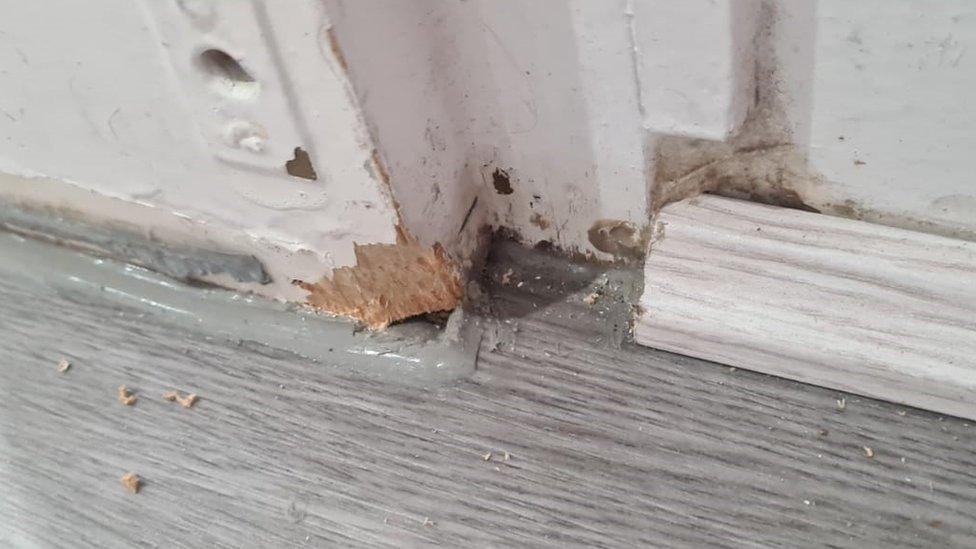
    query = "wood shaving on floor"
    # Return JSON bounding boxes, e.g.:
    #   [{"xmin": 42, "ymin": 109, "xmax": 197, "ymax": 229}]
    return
[
  {"xmin": 164, "ymin": 390, "xmax": 198, "ymax": 408},
  {"xmin": 118, "ymin": 385, "xmax": 137, "ymax": 406},
  {"xmin": 121, "ymin": 472, "xmax": 141, "ymax": 494},
  {"xmin": 57, "ymin": 359, "xmax": 71, "ymax": 373},
  {"xmin": 863, "ymin": 446, "xmax": 874, "ymax": 458}
]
